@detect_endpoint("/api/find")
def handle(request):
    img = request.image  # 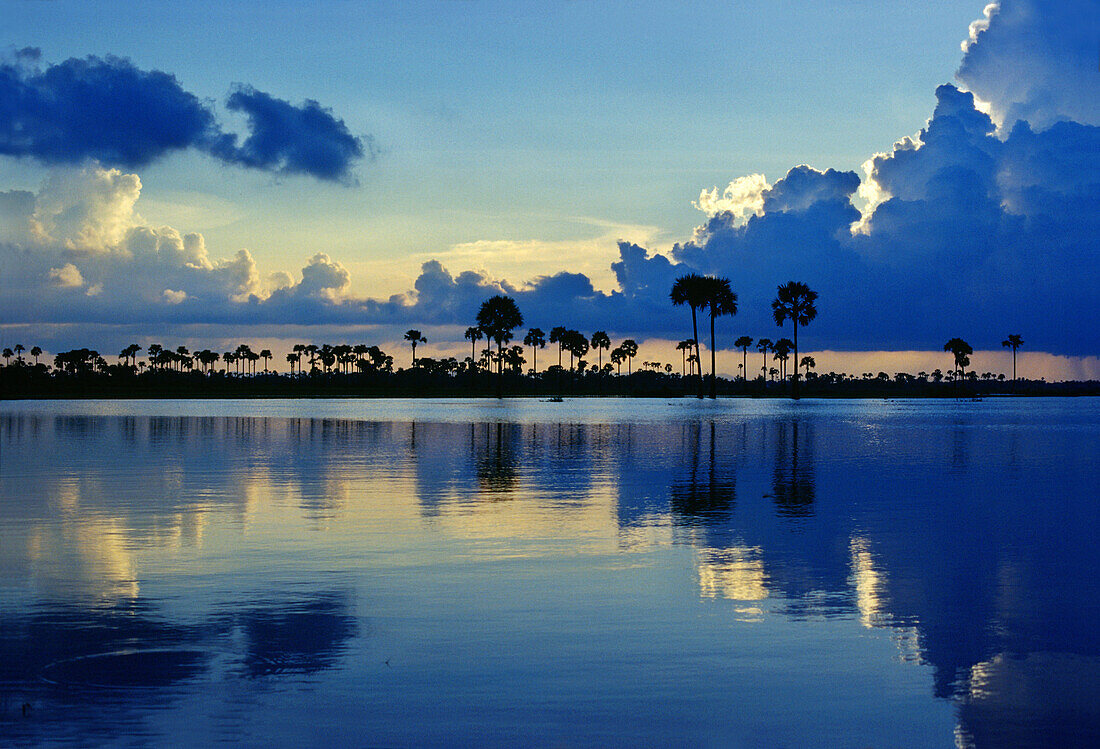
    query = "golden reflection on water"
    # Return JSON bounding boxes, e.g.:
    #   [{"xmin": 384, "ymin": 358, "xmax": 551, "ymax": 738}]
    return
[{"xmin": 696, "ymin": 546, "xmax": 770, "ymax": 603}]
